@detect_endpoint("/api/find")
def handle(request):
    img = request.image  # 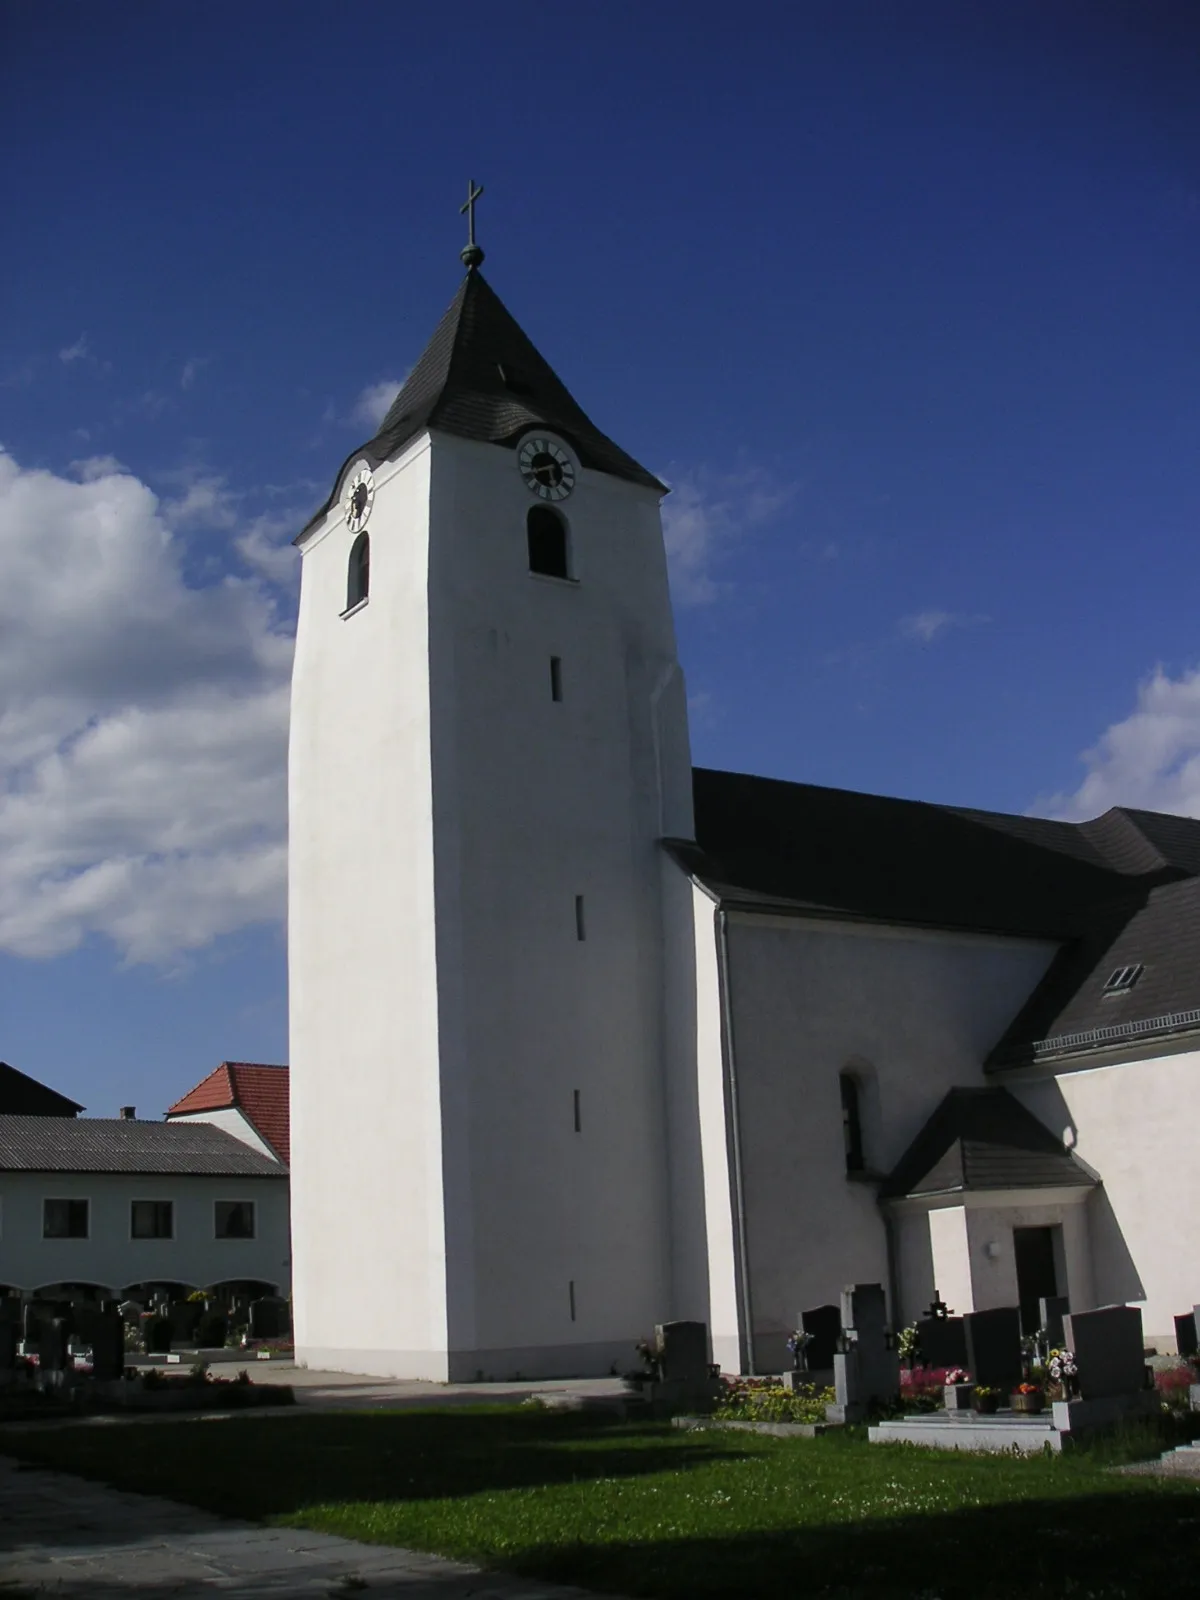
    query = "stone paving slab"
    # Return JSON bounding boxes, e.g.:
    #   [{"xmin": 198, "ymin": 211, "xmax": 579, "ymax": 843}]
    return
[{"xmin": 0, "ymin": 1455, "xmax": 622, "ymax": 1598}]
